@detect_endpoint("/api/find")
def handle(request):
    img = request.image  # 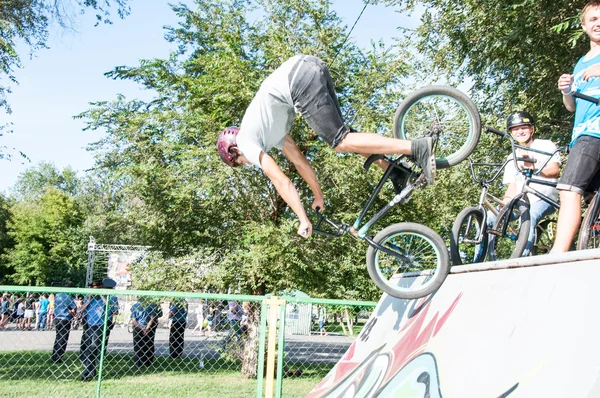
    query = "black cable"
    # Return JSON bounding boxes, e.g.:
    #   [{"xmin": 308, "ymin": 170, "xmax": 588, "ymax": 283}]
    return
[{"xmin": 331, "ymin": 1, "xmax": 369, "ymax": 65}]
